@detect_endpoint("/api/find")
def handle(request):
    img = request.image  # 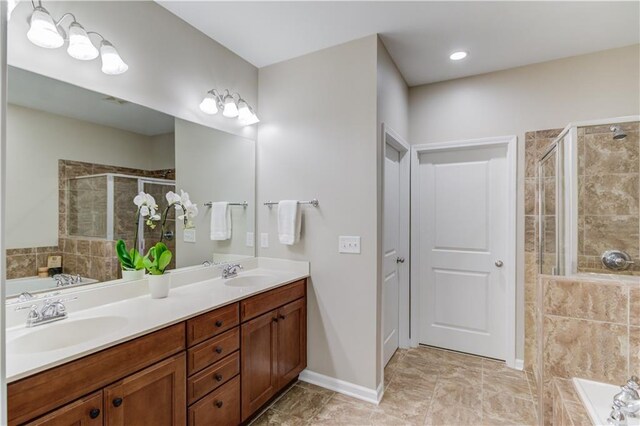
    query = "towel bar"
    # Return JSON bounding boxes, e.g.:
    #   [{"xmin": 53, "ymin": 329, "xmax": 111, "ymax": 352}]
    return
[
  {"xmin": 264, "ymin": 199, "xmax": 319, "ymax": 207},
  {"xmin": 204, "ymin": 201, "xmax": 248, "ymax": 207}
]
